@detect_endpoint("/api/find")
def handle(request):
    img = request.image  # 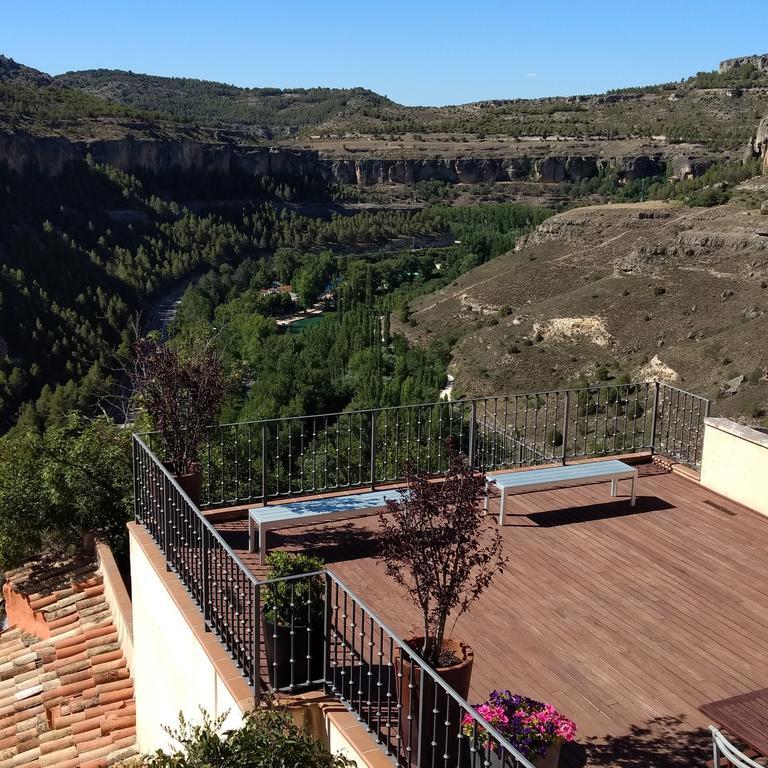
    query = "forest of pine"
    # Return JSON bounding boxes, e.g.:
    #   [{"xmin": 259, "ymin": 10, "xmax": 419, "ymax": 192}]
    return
[{"xmin": 0, "ymin": 154, "xmax": 549, "ymax": 566}]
